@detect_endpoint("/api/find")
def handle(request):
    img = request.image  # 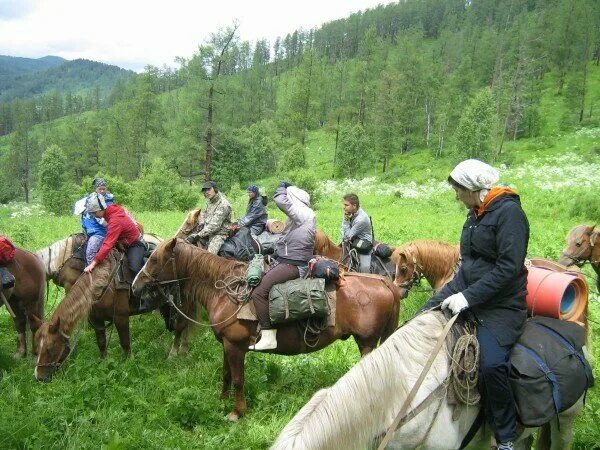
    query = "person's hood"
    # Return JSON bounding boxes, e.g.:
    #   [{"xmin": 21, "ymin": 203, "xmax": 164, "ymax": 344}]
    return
[{"xmin": 286, "ymin": 186, "xmax": 310, "ymax": 207}]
